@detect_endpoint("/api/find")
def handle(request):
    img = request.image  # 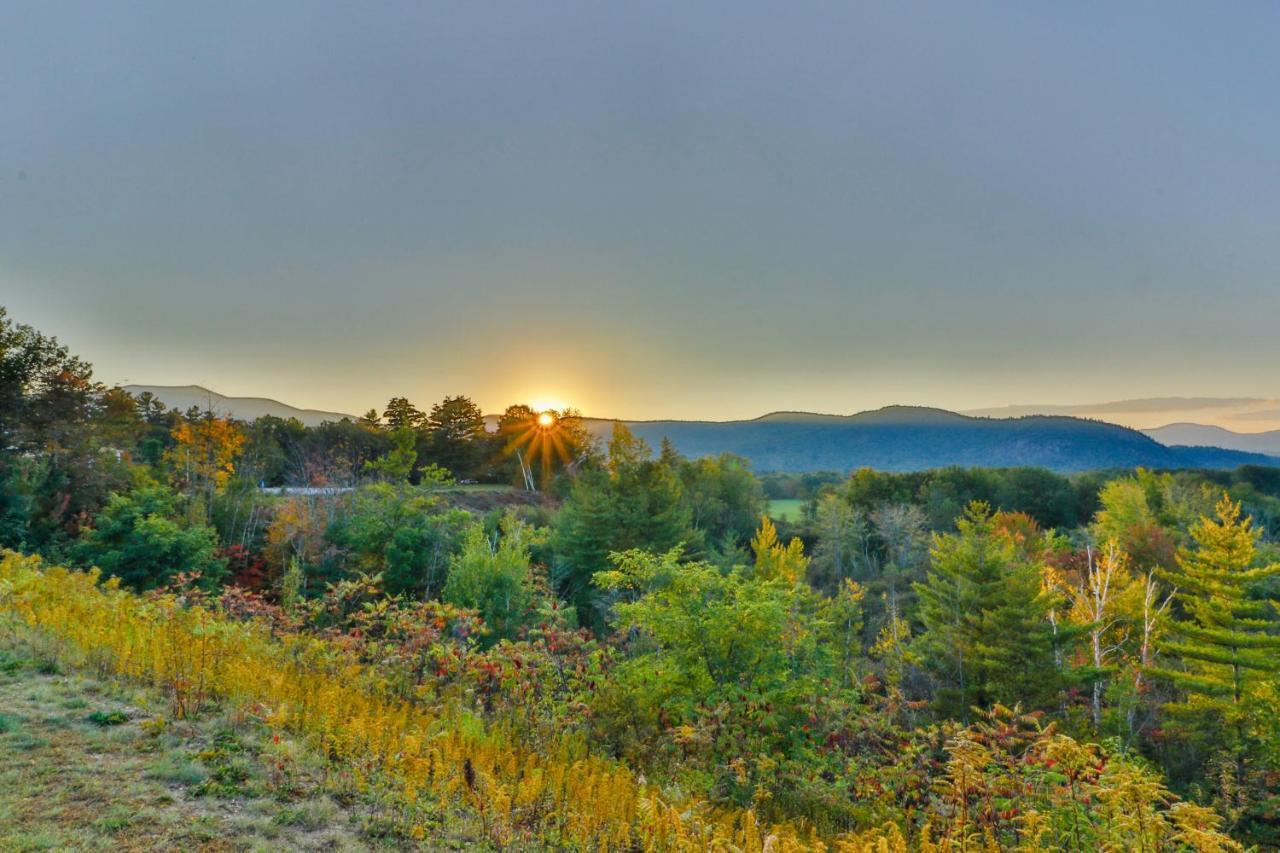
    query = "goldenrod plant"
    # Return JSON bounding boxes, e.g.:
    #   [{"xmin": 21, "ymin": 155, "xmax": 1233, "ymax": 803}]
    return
[{"xmin": 1, "ymin": 551, "xmax": 1243, "ymax": 851}]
